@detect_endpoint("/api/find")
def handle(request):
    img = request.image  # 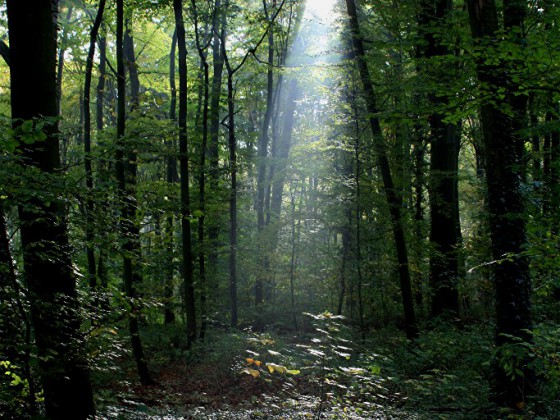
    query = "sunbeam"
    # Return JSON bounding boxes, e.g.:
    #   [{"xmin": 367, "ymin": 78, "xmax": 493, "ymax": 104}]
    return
[{"xmin": 305, "ymin": 0, "xmax": 339, "ymax": 25}]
